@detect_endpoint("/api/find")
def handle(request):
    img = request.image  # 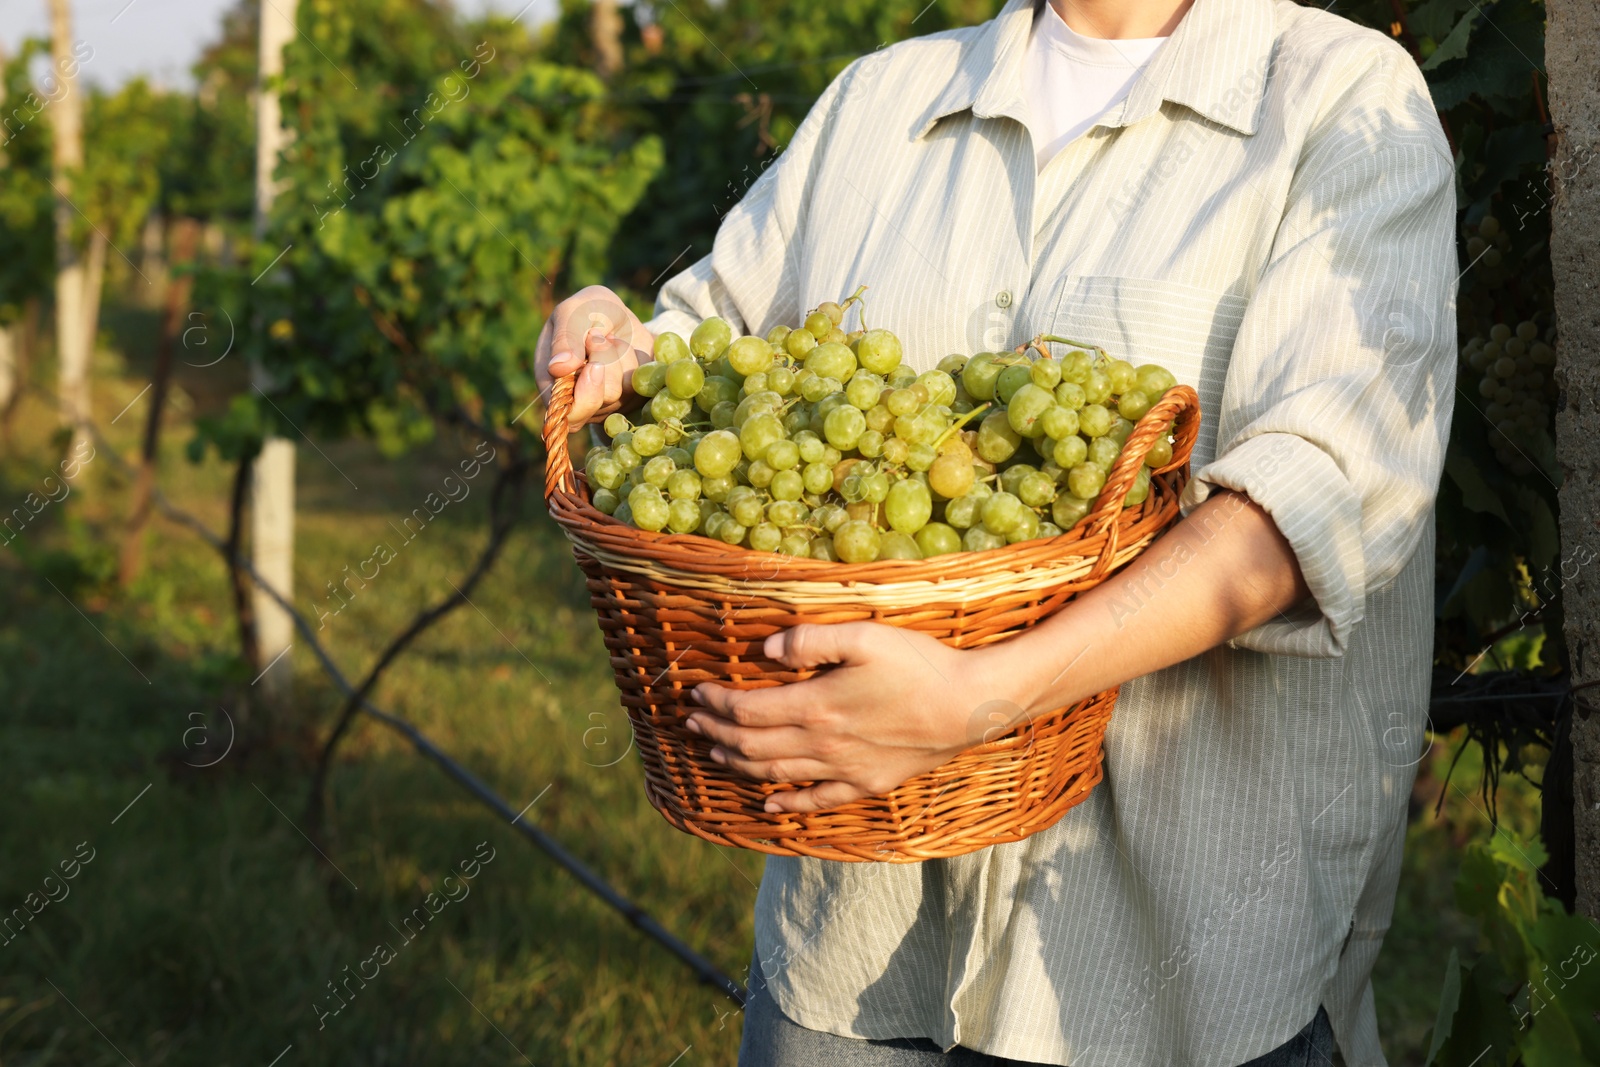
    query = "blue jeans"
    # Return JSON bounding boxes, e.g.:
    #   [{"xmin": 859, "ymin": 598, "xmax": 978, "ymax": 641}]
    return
[{"xmin": 738, "ymin": 957, "xmax": 1336, "ymax": 1067}]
